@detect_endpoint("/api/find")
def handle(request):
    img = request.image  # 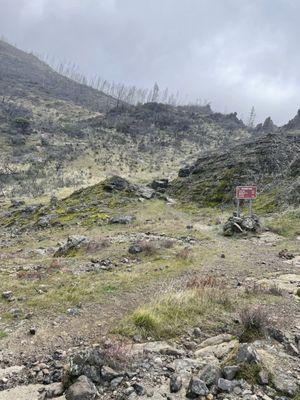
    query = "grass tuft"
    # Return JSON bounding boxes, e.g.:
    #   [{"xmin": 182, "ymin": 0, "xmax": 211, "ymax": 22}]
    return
[
  {"xmin": 119, "ymin": 286, "xmax": 233, "ymax": 339},
  {"xmin": 239, "ymin": 305, "xmax": 270, "ymax": 342}
]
